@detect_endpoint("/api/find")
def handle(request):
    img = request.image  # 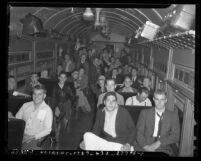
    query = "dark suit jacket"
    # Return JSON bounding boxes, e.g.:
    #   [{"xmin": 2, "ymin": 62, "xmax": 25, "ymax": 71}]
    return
[
  {"xmin": 135, "ymin": 107, "xmax": 180, "ymax": 154},
  {"xmin": 130, "ymin": 75, "xmax": 141, "ymax": 91},
  {"xmin": 92, "ymin": 107, "xmax": 136, "ymax": 145}
]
